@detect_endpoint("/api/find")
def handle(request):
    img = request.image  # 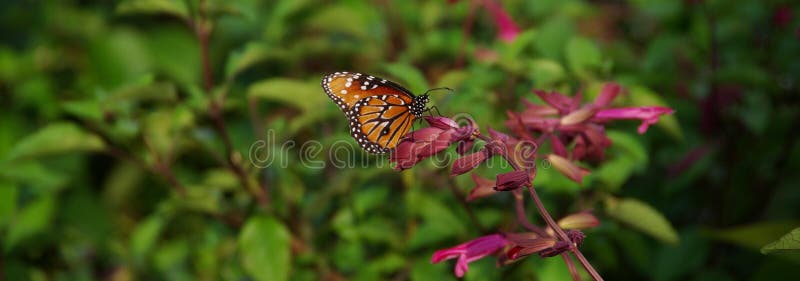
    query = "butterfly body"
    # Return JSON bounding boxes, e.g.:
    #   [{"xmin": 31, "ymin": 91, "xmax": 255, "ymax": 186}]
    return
[{"xmin": 322, "ymin": 72, "xmax": 429, "ymax": 154}]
